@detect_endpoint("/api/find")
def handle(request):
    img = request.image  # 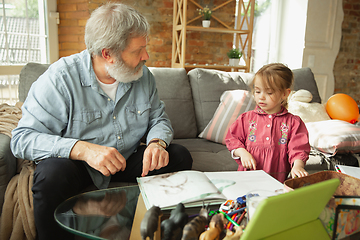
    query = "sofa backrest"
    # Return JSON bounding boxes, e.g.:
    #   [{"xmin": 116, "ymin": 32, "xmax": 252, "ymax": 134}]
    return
[
  {"xmin": 19, "ymin": 64, "xmax": 321, "ymax": 140},
  {"xmin": 19, "ymin": 63, "xmax": 50, "ymax": 102},
  {"xmin": 187, "ymin": 67, "xmax": 321, "ymax": 135},
  {"xmin": 148, "ymin": 67, "xmax": 198, "ymax": 139}
]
